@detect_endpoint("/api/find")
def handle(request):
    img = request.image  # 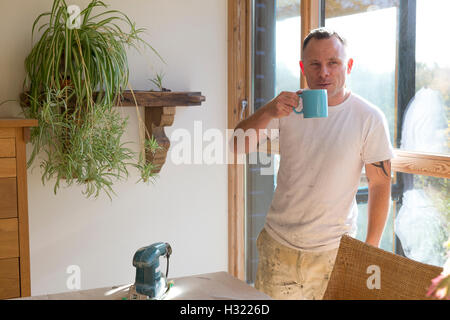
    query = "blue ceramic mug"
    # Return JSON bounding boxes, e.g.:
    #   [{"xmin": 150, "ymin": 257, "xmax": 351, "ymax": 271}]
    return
[{"xmin": 293, "ymin": 89, "xmax": 328, "ymax": 118}]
